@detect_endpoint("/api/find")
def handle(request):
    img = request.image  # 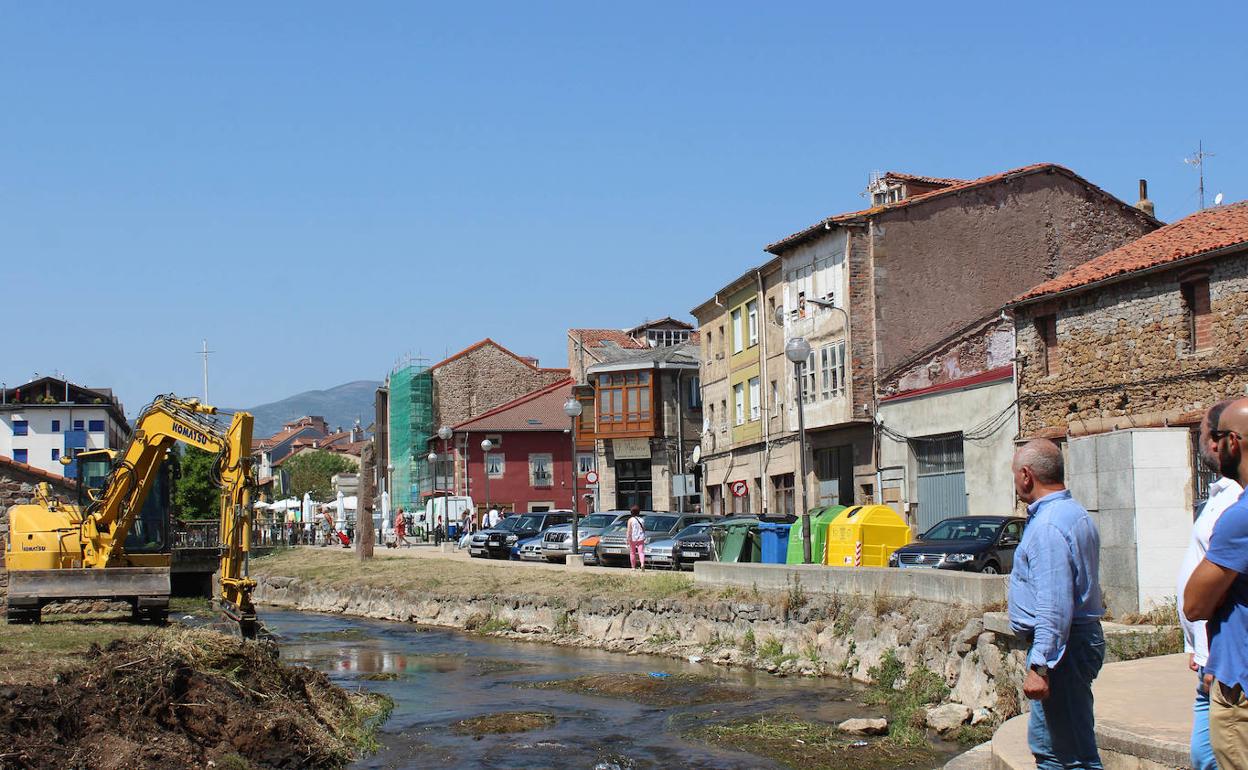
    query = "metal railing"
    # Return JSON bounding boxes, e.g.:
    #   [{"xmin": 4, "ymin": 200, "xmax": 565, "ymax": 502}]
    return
[{"xmin": 173, "ymin": 520, "xmax": 286, "ymax": 549}]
